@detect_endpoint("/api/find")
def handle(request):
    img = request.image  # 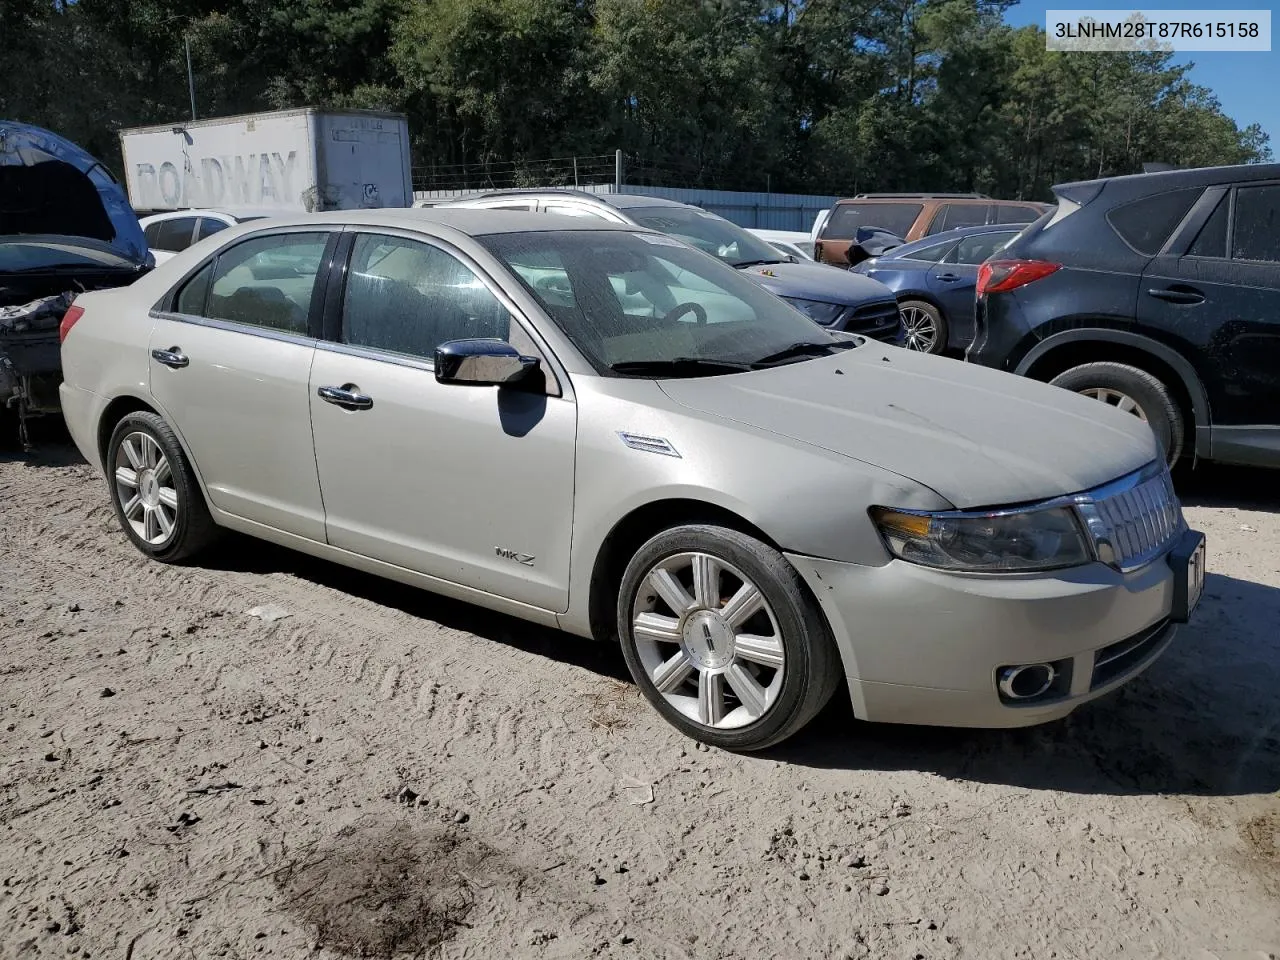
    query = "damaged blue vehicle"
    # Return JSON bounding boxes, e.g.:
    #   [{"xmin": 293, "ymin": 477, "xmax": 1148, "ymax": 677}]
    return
[{"xmin": 1, "ymin": 121, "xmax": 152, "ymax": 447}]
